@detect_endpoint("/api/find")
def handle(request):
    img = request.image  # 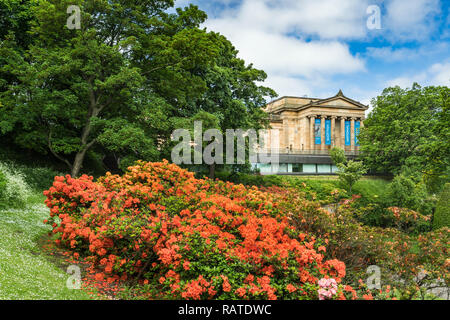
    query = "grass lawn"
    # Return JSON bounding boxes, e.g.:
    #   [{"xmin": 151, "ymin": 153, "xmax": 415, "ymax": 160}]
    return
[
  {"xmin": 281, "ymin": 175, "xmax": 391, "ymax": 200},
  {"xmin": 0, "ymin": 193, "xmax": 90, "ymax": 300}
]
